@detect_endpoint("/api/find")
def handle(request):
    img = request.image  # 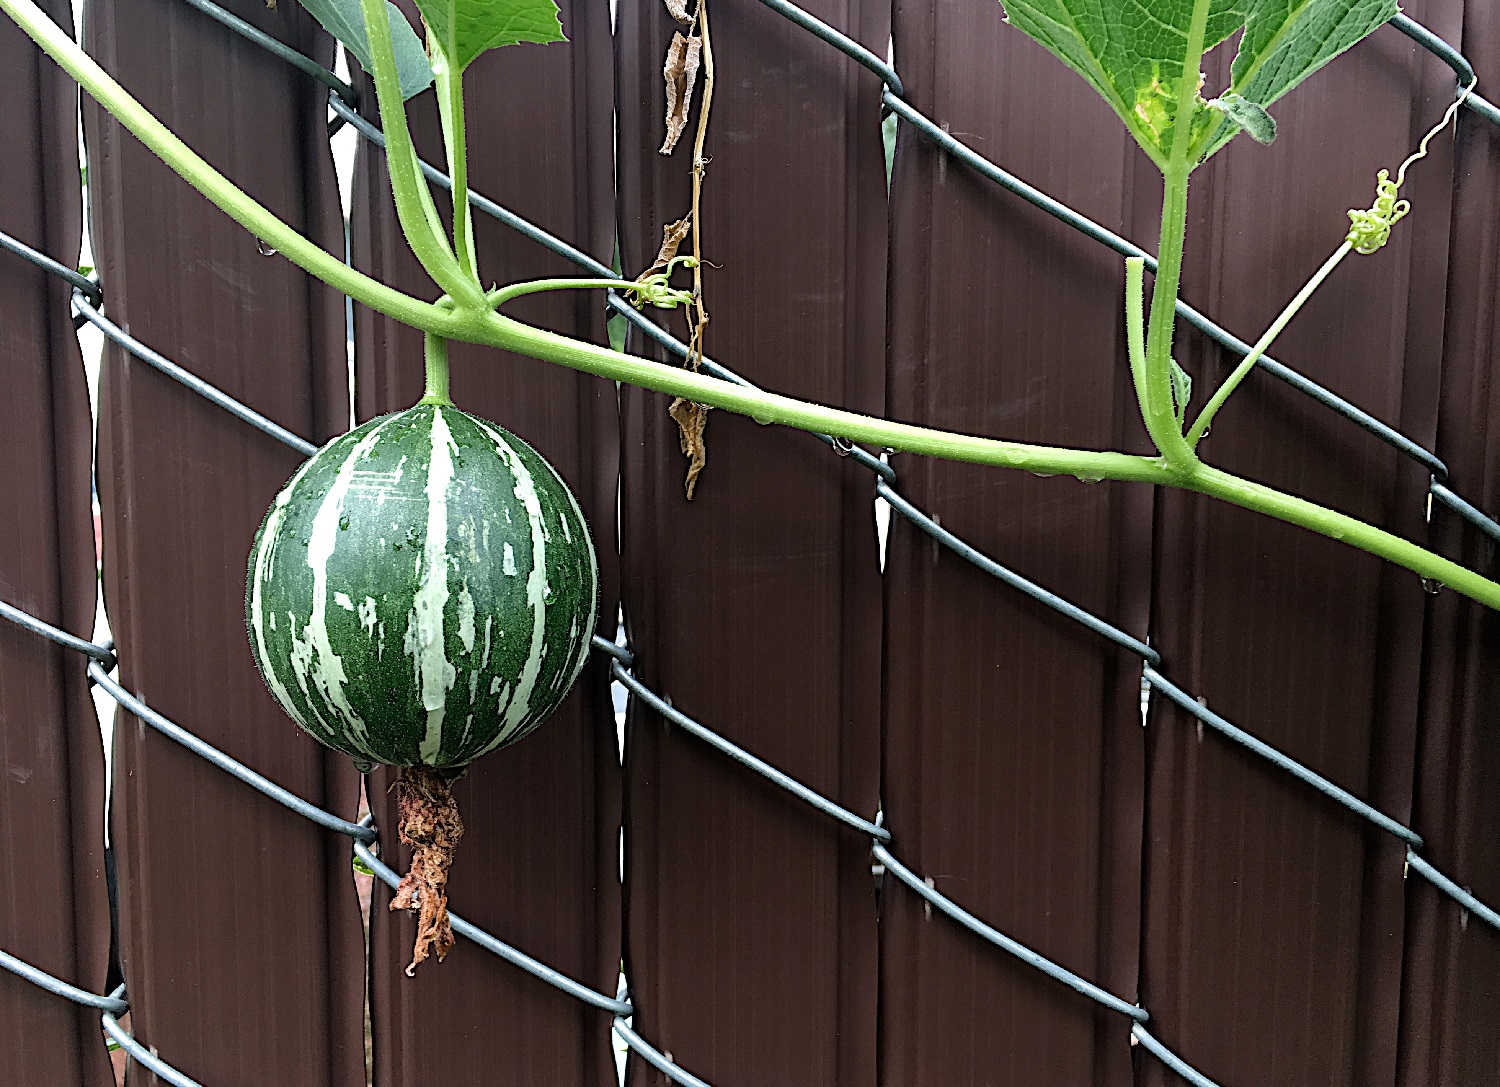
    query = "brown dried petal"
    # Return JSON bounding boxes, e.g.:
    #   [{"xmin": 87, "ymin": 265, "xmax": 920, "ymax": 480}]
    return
[
  {"xmin": 668, "ymin": 397, "xmax": 709, "ymax": 499},
  {"xmin": 639, "ymin": 216, "xmax": 693, "ymax": 281},
  {"xmin": 660, "ymin": 32, "xmax": 702, "ymax": 155},
  {"xmin": 663, "ymin": 0, "xmax": 693, "ymax": 23}
]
